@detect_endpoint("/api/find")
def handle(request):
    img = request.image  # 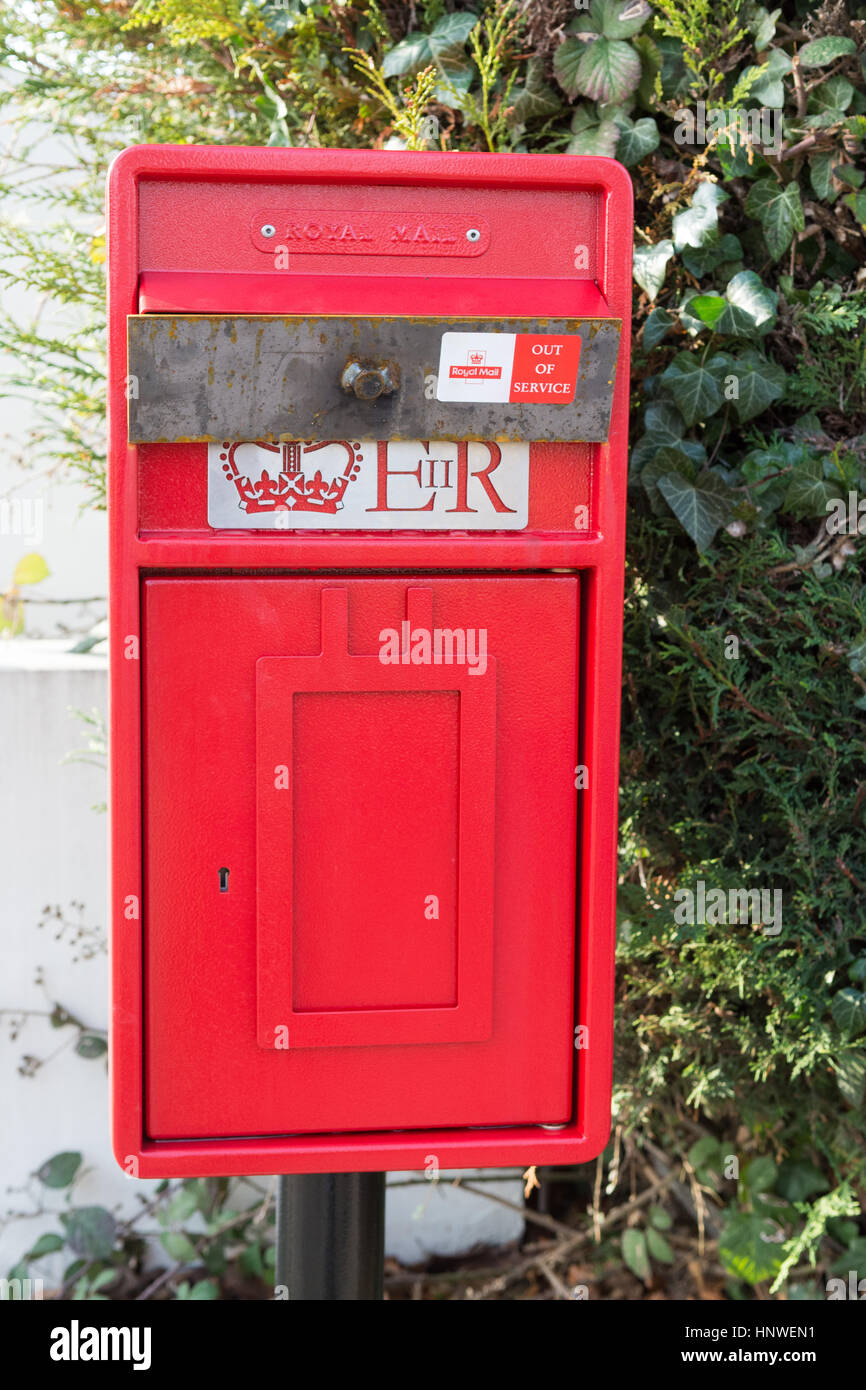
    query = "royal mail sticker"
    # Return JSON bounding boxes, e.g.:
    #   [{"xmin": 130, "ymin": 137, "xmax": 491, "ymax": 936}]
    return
[
  {"xmin": 436, "ymin": 332, "xmax": 581, "ymax": 404},
  {"xmin": 207, "ymin": 439, "xmax": 529, "ymax": 530}
]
